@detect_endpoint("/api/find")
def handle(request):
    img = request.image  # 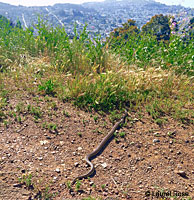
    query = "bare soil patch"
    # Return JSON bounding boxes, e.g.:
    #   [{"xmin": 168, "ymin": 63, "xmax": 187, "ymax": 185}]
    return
[{"xmin": 0, "ymin": 95, "xmax": 194, "ymax": 200}]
